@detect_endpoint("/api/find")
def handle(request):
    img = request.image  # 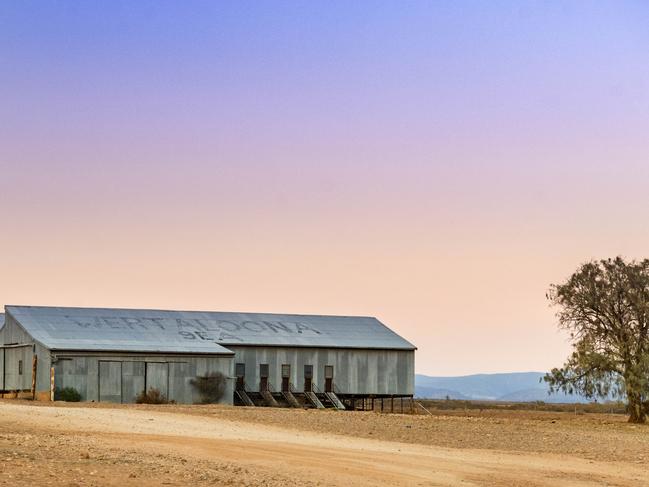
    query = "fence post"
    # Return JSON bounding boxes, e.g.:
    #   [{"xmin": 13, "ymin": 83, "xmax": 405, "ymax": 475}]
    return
[
  {"xmin": 50, "ymin": 367, "xmax": 55, "ymax": 401},
  {"xmin": 31, "ymin": 355, "xmax": 37, "ymax": 400}
]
